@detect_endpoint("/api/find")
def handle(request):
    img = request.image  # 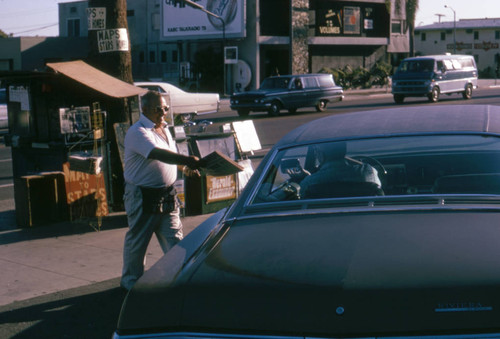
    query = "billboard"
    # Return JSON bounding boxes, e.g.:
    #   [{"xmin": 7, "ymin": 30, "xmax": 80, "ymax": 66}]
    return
[{"xmin": 162, "ymin": 0, "xmax": 245, "ymax": 41}]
